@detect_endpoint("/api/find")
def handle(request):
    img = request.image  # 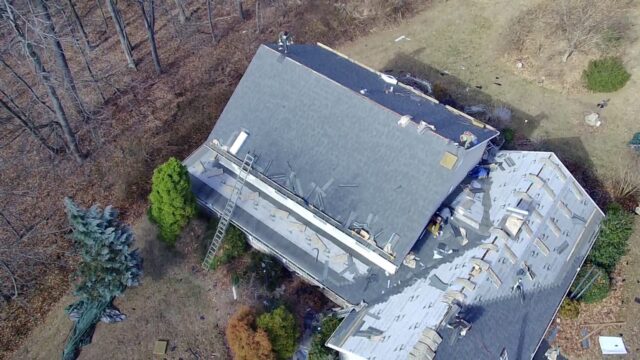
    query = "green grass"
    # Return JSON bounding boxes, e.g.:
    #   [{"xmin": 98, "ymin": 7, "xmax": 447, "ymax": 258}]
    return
[{"xmin": 583, "ymin": 57, "xmax": 630, "ymax": 92}]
